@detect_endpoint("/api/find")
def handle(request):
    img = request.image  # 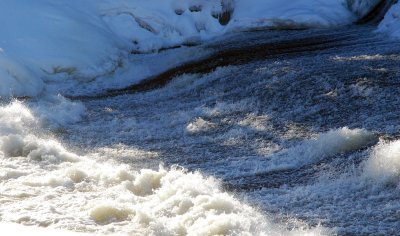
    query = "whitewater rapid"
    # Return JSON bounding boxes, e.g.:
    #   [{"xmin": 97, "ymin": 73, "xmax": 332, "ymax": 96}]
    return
[{"xmin": 0, "ymin": 100, "xmax": 330, "ymax": 235}]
